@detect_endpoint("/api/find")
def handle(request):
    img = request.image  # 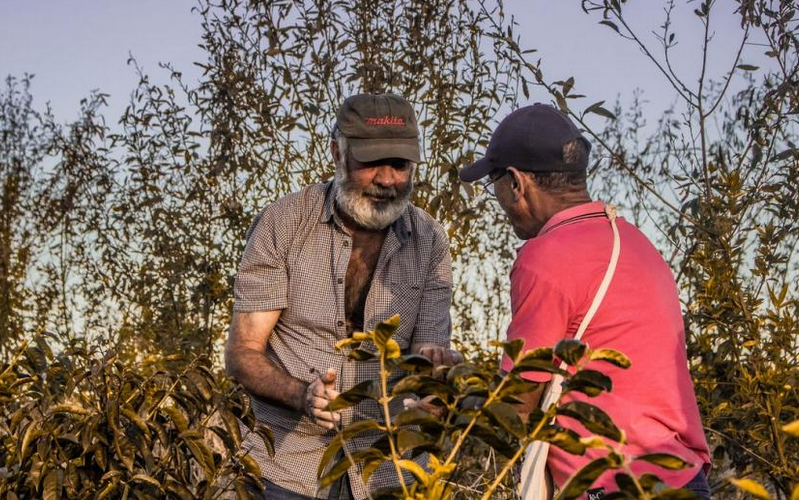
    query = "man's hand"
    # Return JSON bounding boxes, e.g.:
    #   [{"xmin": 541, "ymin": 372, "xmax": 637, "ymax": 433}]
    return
[
  {"xmin": 303, "ymin": 368, "xmax": 341, "ymax": 430},
  {"xmin": 415, "ymin": 345, "xmax": 463, "ymax": 367}
]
